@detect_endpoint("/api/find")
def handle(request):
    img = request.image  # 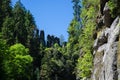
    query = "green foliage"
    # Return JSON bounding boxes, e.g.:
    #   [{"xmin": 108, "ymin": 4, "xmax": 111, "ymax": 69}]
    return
[
  {"xmin": 107, "ymin": 0, "xmax": 120, "ymax": 18},
  {"xmin": 0, "ymin": 0, "xmax": 12, "ymax": 31},
  {"xmin": 4, "ymin": 44, "xmax": 33, "ymax": 80},
  {"xmin": 0, "ymin": 35, "xmax": 8, "ymax": 80},
  {"xmin": 1, "ymin": 0, "xmax": 36, "ymax": 46},
  {"xmin": 77, "ymin": 52, "xmax": 93, "ymax": 78},
  {"xmin": 40, "ymin": 46, "xmax": 64, "ymax": 80},
  {"xmin": 13, "ymin": 1, "xmax": 27, "ymax": 44},
  {"xmin": 72, "ymin": 0, "xmax": 81, "ymax": 22},
  {"xmin": 76, "ymin": 0, "xmax": 99, "ymax": 79},
  {"xmin": 65, "ymin": 0, "xmax": 83, "ymax": 79},
  {"xmin": 108, "ymin": 1, "xmax": 116, "ymax": 11},
  {"xmin": 40, "ymin": 30, "xmax": 45, "ymax": 46},
  {"xmin": 47, "ymin": 35, "xmax": 60, "ymax": 47},
  {"xmin": 77, "ymin": 23, "xmax": 95, "ymax": 79},
  {"xmin": 2, "ymin": 16, "xmax": 15, "ymax": 44},
  {"xmin": 66, "ymin": 16, "xmax": 81, "ymax": 80},
  {"xmin": 24, "ymin": 10, "xmax": 36, "ymax": 47},
  {"xmin": 9, "ymin": 44, "xmax": 29, "ymax": 55},
  {"xmin": 108, "ymin": 0, "xmax": 117, "ymax": 18}
]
